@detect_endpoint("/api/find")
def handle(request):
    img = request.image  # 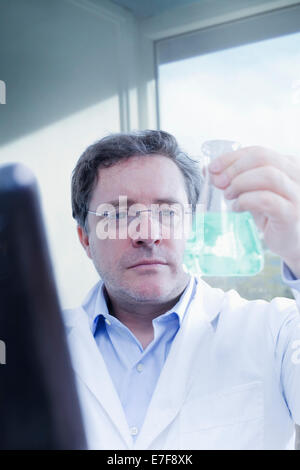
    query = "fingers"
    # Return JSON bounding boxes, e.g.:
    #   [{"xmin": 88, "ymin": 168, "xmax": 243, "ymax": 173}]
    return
[
  {"xmin": 232, "ymin": 190, "xmax": 295, "ymax": 224},
  {"xmin": 218, "ymin": 166, "xmax": 300, "ymax": 205},
  {"xmin": 208, "ymin": 146, "xmax": 299, "ymax": 187},
  {"xmin": 250, "ymin": 211, "xmax": 268, "ymax": 233}
]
